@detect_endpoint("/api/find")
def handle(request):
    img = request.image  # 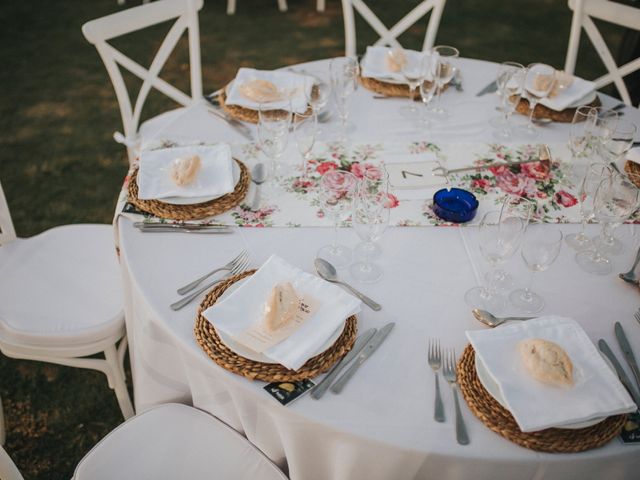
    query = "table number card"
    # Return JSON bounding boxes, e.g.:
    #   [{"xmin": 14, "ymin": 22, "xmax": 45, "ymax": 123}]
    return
[
  {"xmin": 620, "ymin": 411, "xmax": 640, "ymax": 444},
  {"xmin": 264, "ymin": 380, "xmax": 315, "ymax": 406},
  {"xmin": 385, "ymin": 161, "xmax": 447, "ymax": 190}
]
